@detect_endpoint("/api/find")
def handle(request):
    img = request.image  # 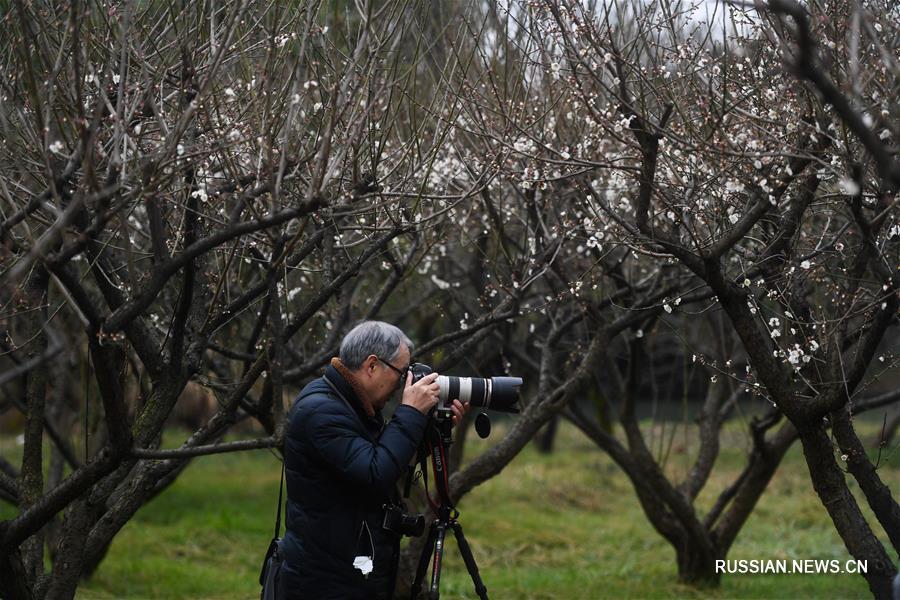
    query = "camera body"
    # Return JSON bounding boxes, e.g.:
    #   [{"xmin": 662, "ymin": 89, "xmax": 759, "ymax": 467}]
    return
[{"xmin": 382, "ymin": 503, "xmax": 425, "ymax": 537}]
